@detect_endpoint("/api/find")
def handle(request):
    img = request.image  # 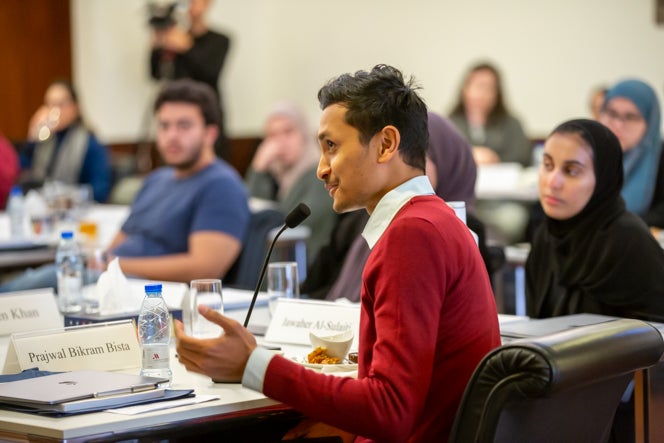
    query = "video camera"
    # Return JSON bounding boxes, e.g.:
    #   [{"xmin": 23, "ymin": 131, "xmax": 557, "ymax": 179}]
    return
[{"xmin": 147, "ymin": 2, "xmax": 178, "ymax": 29}]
